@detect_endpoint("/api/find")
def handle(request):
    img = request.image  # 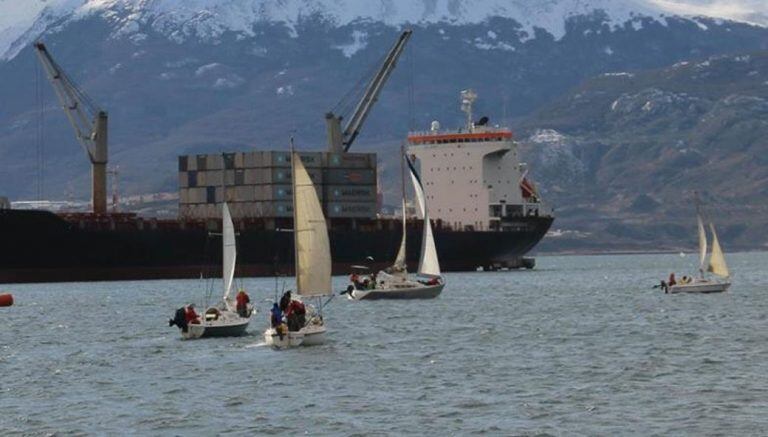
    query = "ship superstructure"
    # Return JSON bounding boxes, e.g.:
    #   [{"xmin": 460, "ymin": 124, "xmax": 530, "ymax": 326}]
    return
[{"xmin": 408, "ymin": 90, "xmax": 552, "ymax": 232}]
